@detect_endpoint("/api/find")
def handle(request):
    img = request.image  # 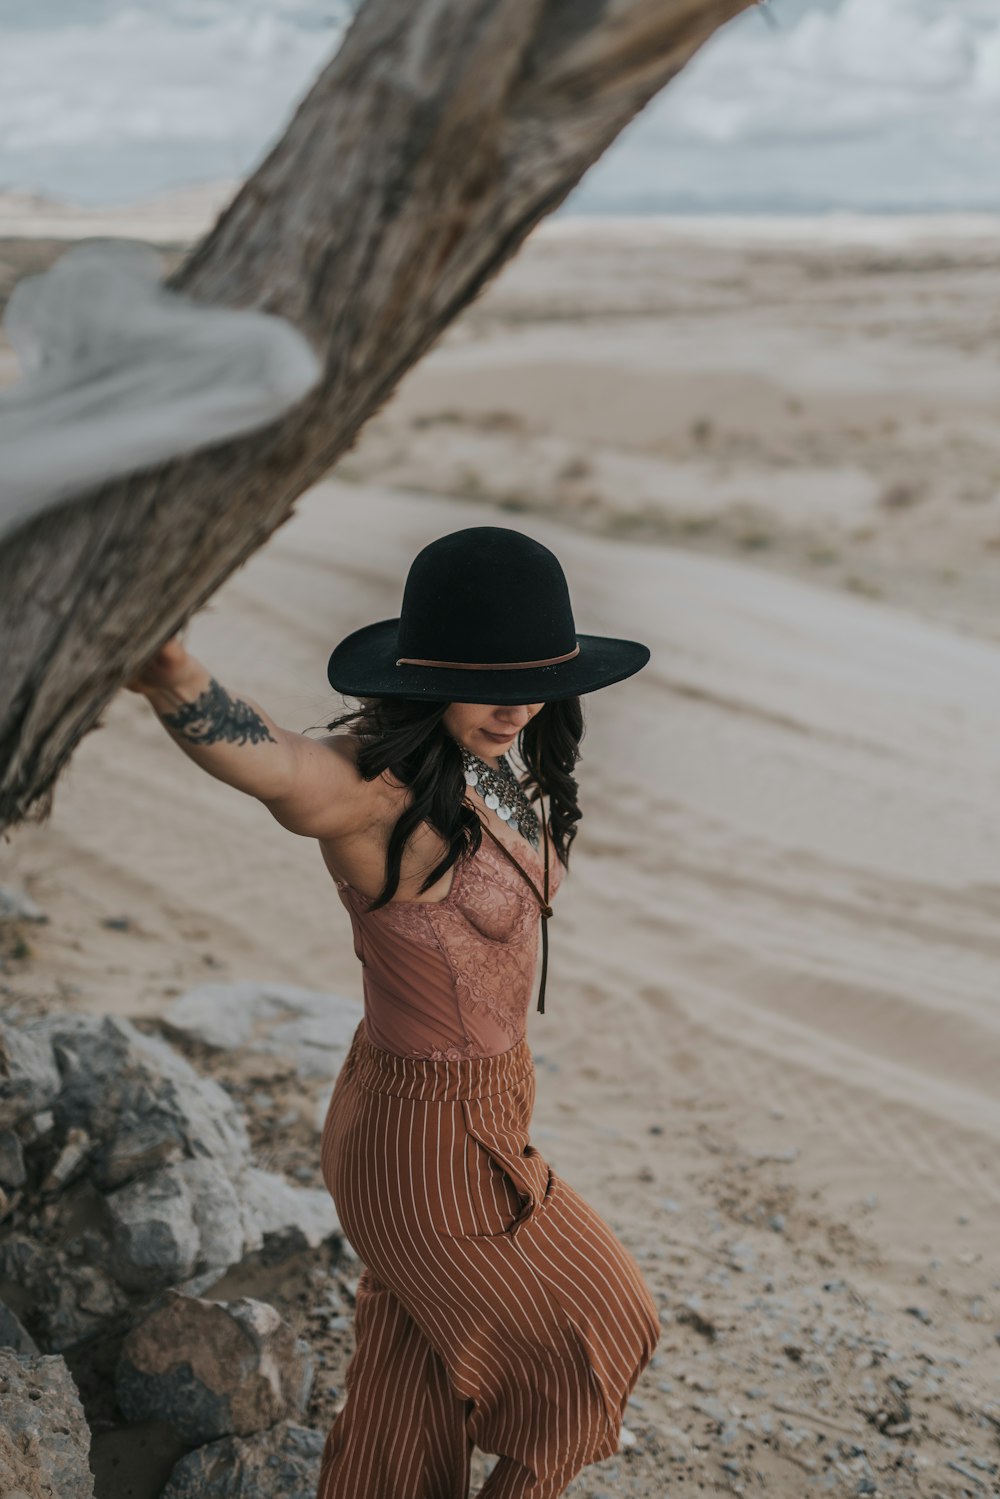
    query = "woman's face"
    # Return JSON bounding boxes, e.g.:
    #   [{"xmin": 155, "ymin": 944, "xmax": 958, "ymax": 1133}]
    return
[{"xmin": 443, "ymin": 702, "xmax": 544, "ymax": 761}]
